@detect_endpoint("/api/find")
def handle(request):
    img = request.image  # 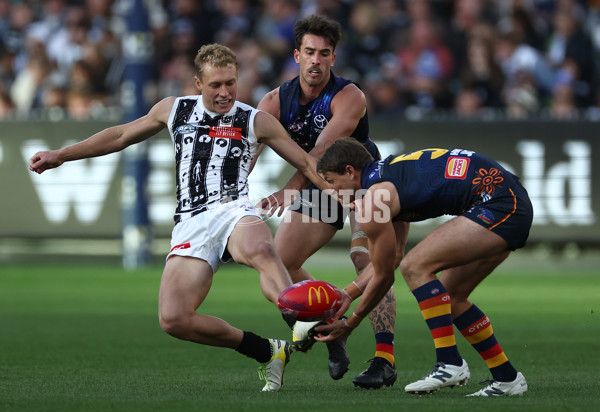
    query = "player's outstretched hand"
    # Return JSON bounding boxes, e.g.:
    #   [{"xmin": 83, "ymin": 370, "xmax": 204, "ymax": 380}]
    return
[
  {"xmin": 256, "ymin": 189, "xmax": 298, "ymax": 217},
  {"xmin": 314, "ymin": 319, "xmax": 353, "ymax": 342},
  {"xmin": 29, "ymin": 151, "xmax": 63, "ymax": 174}
]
